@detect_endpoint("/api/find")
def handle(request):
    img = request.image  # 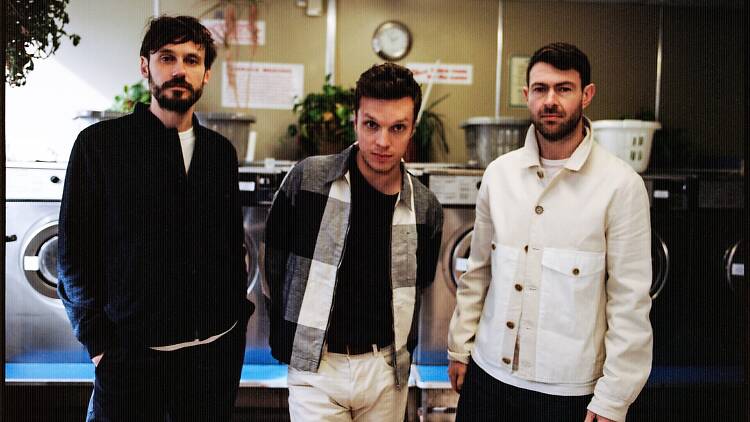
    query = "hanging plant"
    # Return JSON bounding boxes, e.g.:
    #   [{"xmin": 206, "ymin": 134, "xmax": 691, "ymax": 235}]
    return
[
  {"xmin": 5, "ymin": 0, "xmax": 81, "ymax": 87},
  {"xmin": 198, "ymin": 0, "xmax": 262, "ymax": 108}
]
